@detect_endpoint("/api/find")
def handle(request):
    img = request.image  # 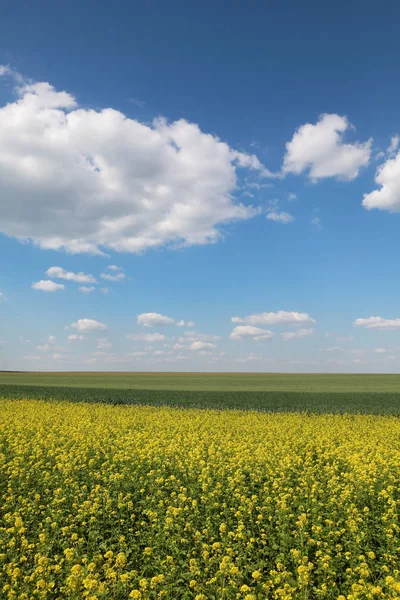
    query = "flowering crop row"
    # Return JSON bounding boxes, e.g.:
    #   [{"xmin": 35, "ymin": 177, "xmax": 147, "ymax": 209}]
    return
[{"xmin": 0, "ymin": 399, "xmax": 399, "ymax": 599}]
